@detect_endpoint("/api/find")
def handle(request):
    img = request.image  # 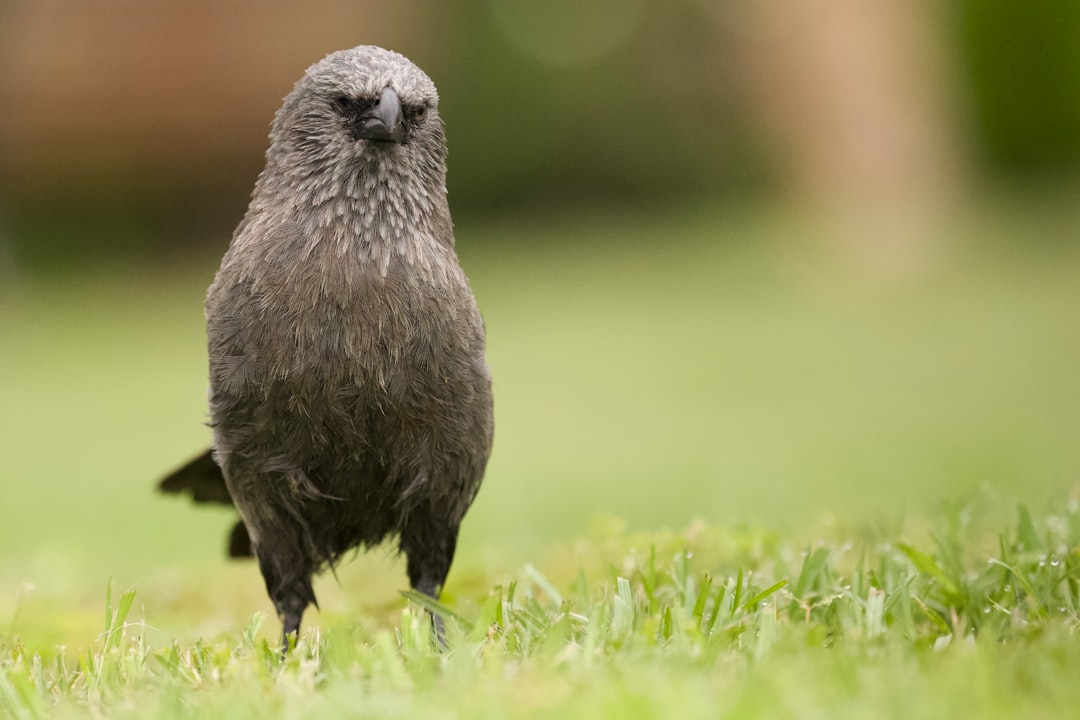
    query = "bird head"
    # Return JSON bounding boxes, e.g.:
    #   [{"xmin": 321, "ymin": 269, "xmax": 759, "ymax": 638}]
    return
[
  {"xmin": 242, "ymin": 47, "xmax": 455, "ymax": 259},
  {"xmin": 268, "ymin": 46, "xmax": 446, "ymax": 178}
]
